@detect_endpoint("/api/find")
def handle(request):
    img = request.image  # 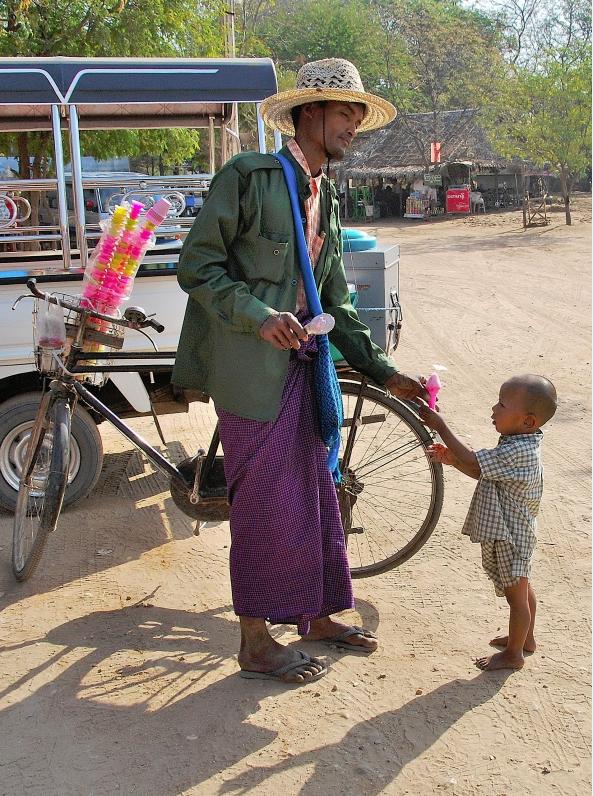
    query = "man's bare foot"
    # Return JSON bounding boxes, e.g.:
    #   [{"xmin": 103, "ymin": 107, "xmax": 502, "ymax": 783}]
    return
[
  {"xmin": 301, "ymin": 617, "xmax": 378, "ymax": 653},
  {"xmin": 239, "ymin": 640, "xmax": 326, "ymax": 683},
  {"xmin": 490, "ymin": 635, "xmax": 536, "ymax": 653},
  {"xmin": 475, "ymin": 650, "xmax": 525, "ymax": 671}
]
